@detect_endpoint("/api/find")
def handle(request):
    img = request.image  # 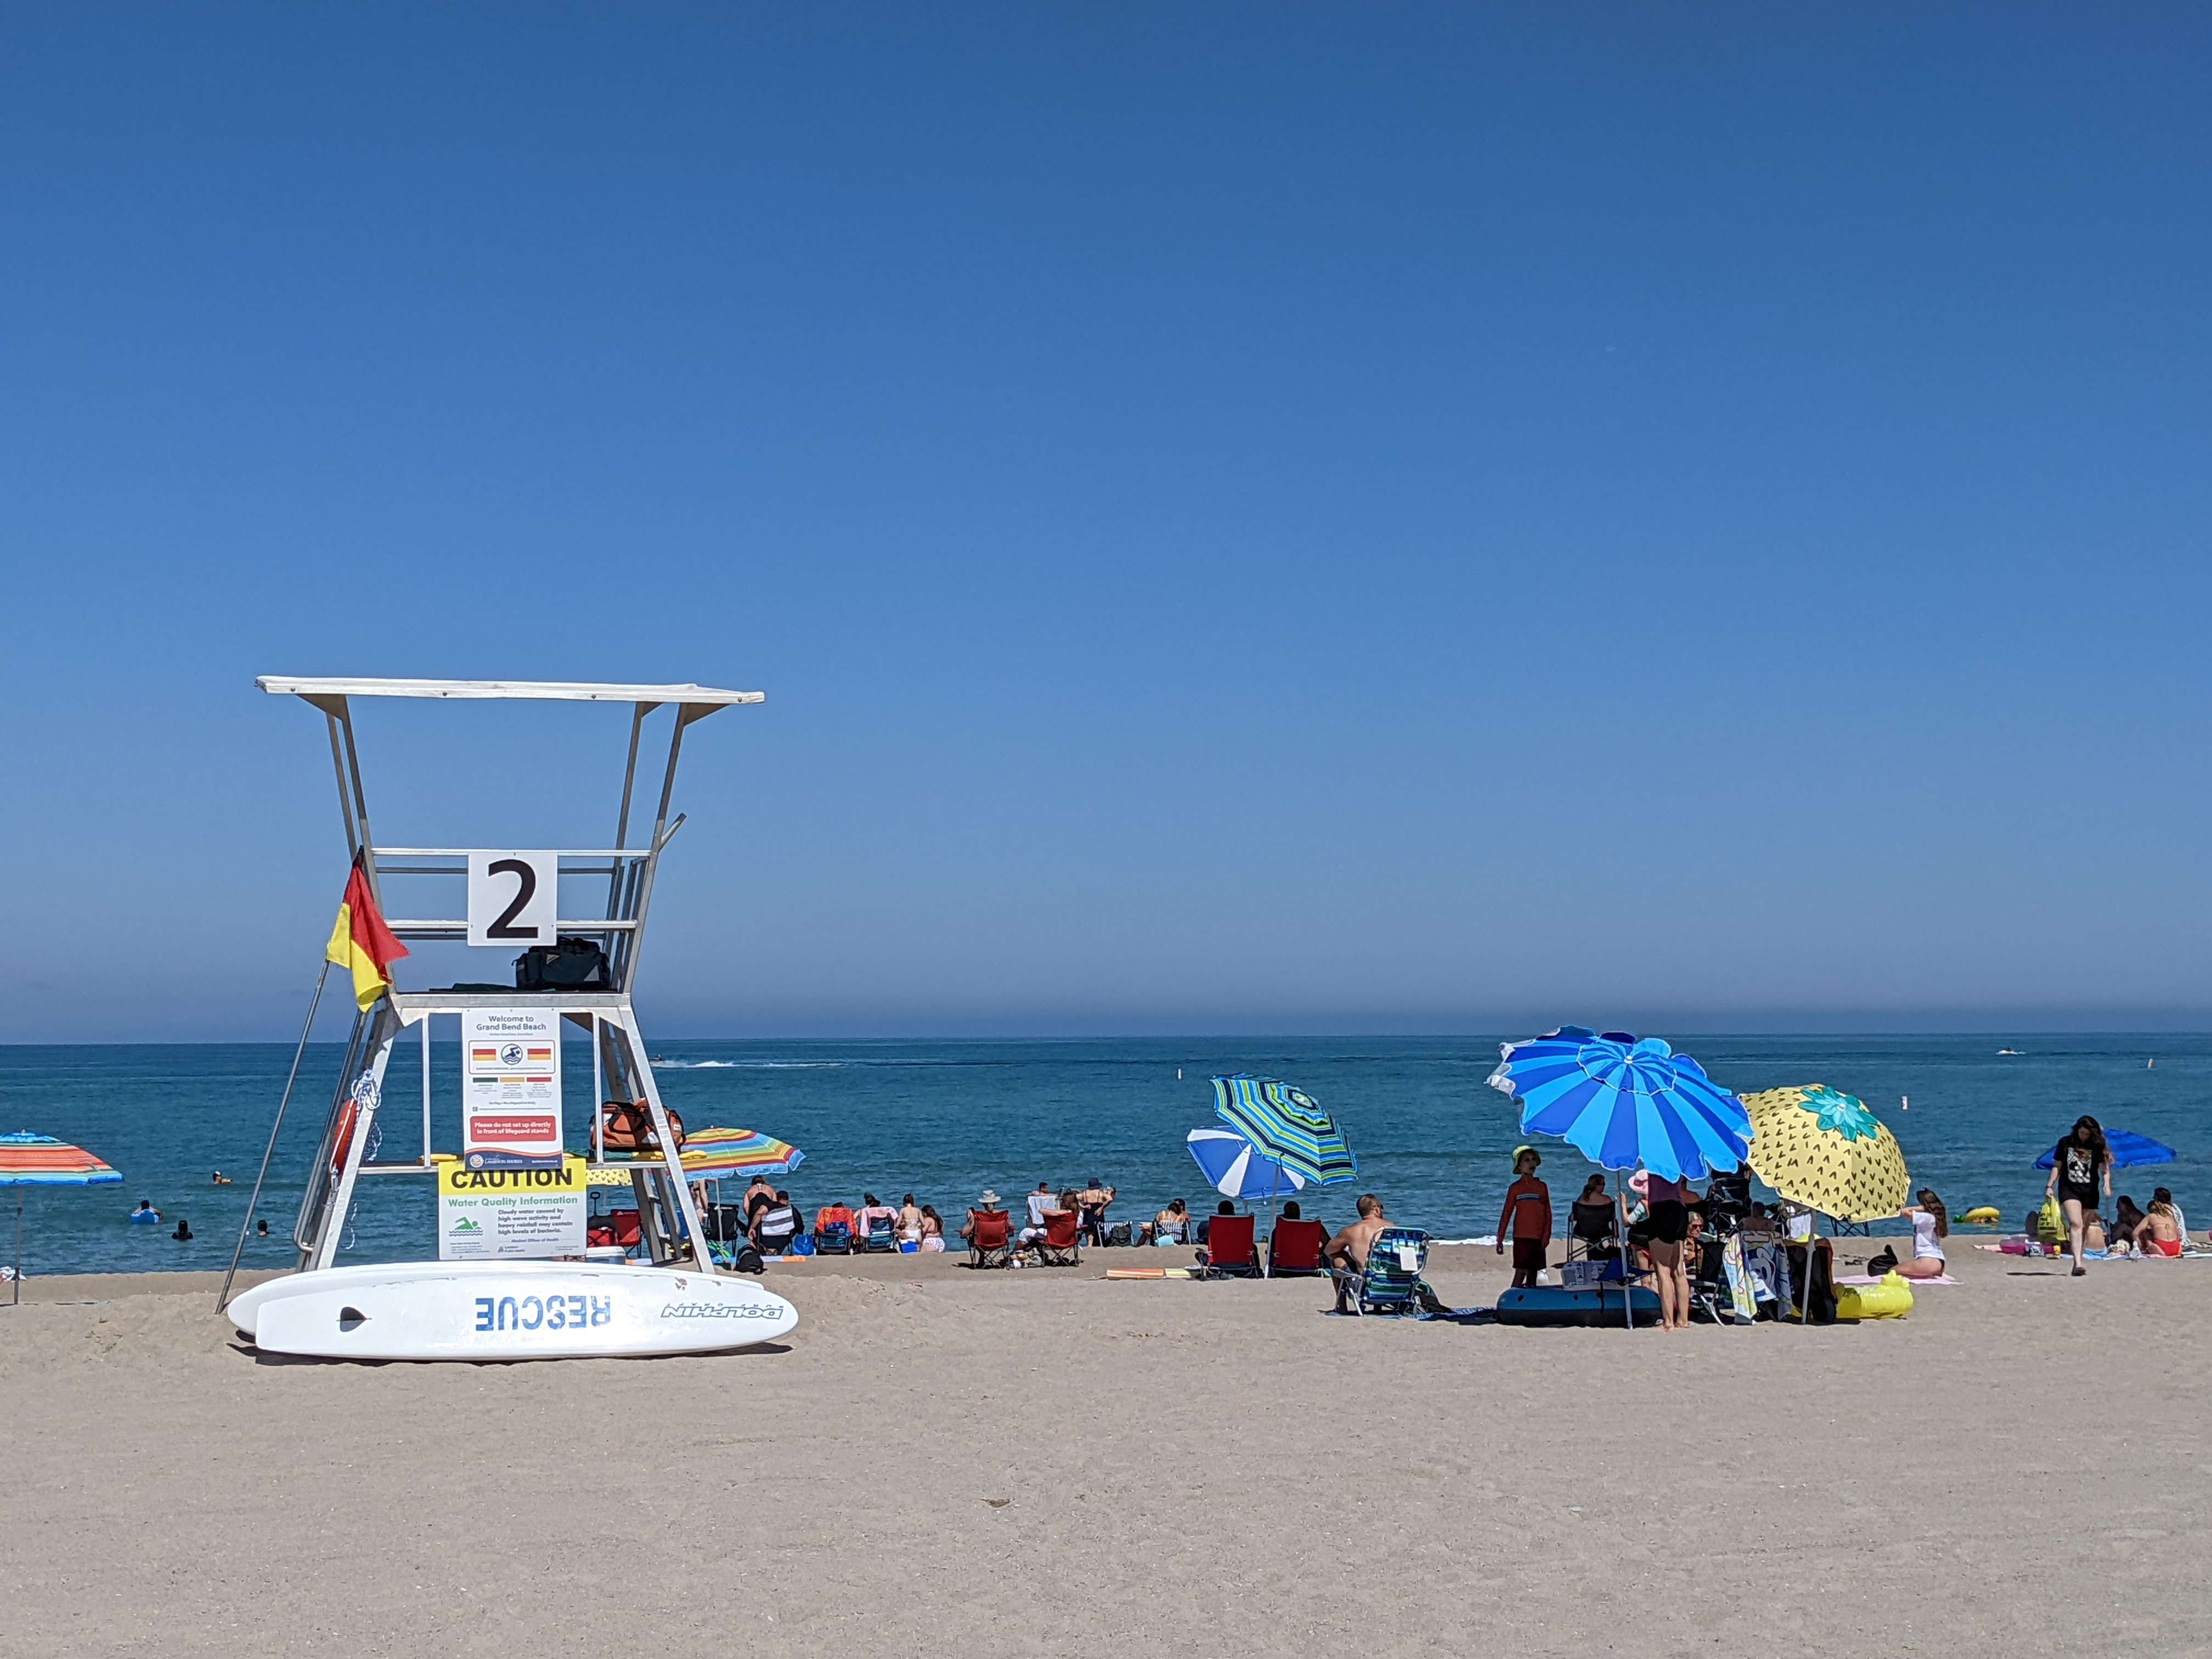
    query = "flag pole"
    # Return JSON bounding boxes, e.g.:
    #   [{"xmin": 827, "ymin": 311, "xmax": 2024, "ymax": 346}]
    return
[{"xmin": 218, "ymin": 961, "xmax": 331, "ymax": 1311}]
